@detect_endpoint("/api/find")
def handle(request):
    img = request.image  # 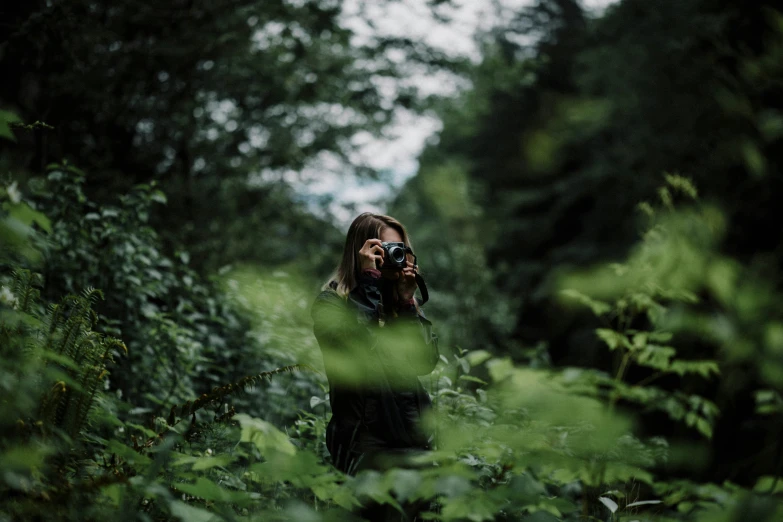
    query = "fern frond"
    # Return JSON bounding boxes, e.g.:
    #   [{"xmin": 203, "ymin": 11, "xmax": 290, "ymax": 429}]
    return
[
  {"xmin": 65, "ymin": 364, "xmax": 104, "ymax": 439},
  {"xmin": 664, "ymin": 173, "xmax": 698, "ymax": 200},
  {"xmin": 62, "ymin": 333, "xmax": 106, "ymax": 437},
  {"xmin": 11, "ymin": 269, "xmax": 41, "ymax": 315},
  {"xmin": 181, "ymin": 364, "xmax": 318, "ymax": 417},
  {"xmin": 39, "ymin": 381, "xmax": 67, "ymax": 426},
  {"xmin": 668, "ymin": 359, "xmax": 720, "ymax": 378},
  {"xmin": 54, "ymin": 295, "xmax": 90, "ymax": 358},
  {"xmin": 46, "ymin": 303, "xmax": 61, "ymax": 335},
  {"xmin": 81, "ymin": 287, "xmax": 104, "ymax": 303},
  {"xmin": 34, "ymin": 289, "xmax": 116, "ymax": 442}
]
